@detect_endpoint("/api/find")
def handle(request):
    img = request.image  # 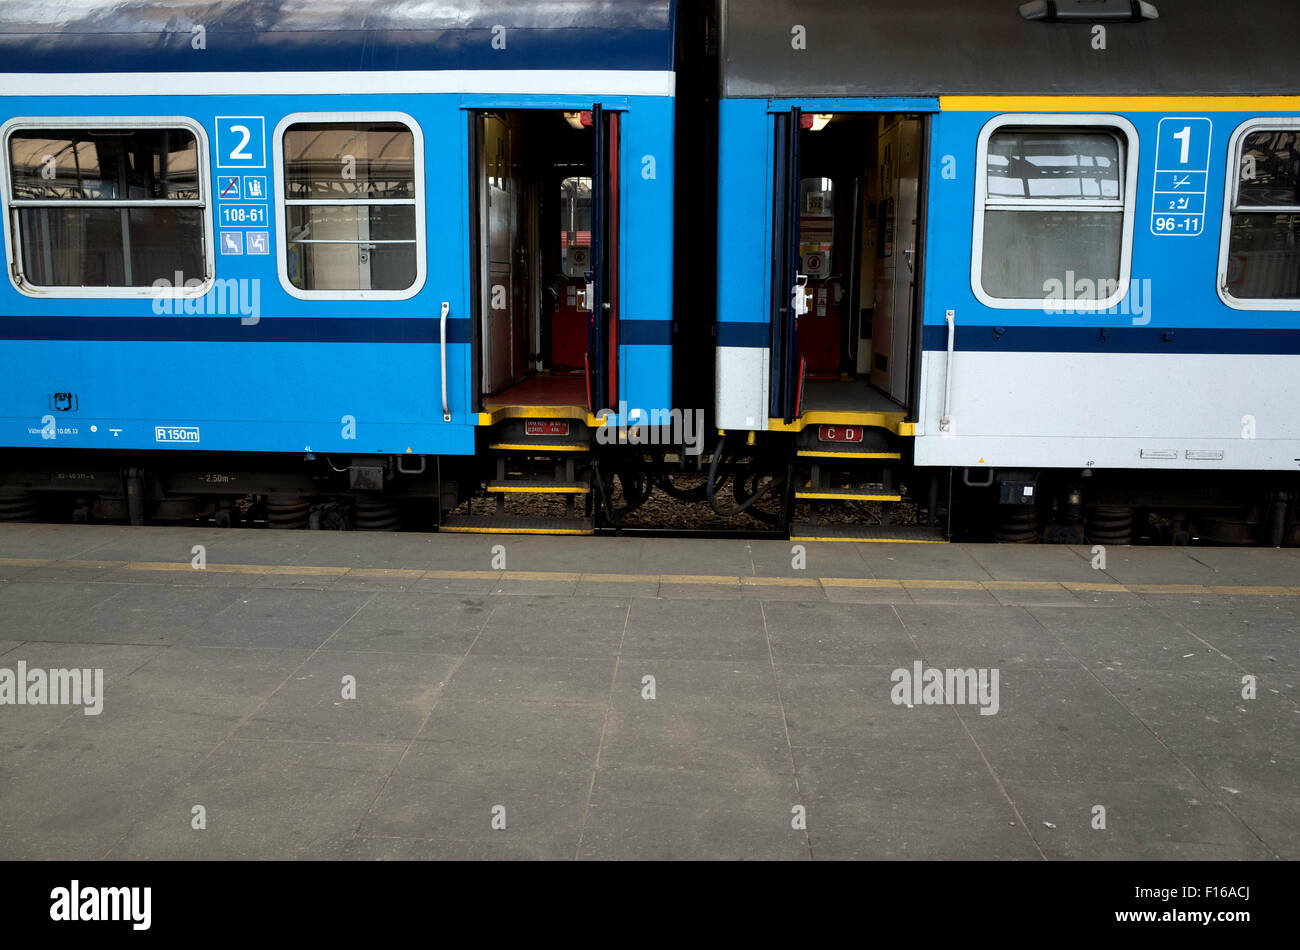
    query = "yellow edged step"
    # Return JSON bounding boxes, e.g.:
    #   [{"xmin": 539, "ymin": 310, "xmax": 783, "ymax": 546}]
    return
[
  {"xmin": 486, "ymin": 480, "xmax": 590, "ymax": 495},
  {"xmin": 796, "ymin": 448, "xmax": 901, "ymax": 460},
  {"xmin": 795, "ymin": 485, "xmax": 902, "ymax": 502}
]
